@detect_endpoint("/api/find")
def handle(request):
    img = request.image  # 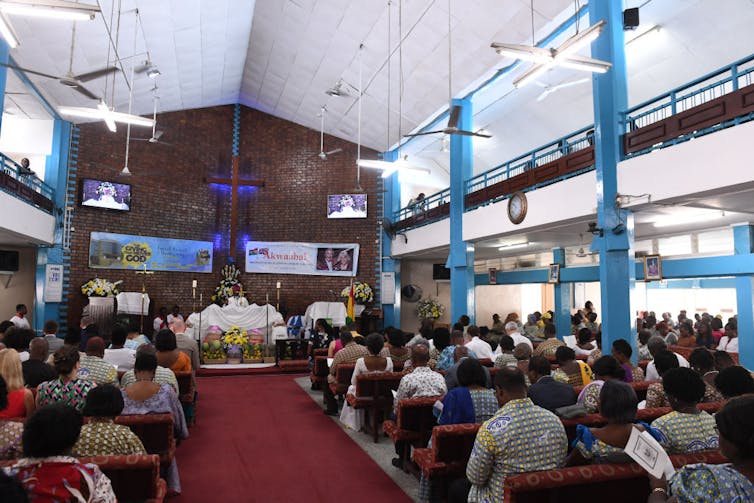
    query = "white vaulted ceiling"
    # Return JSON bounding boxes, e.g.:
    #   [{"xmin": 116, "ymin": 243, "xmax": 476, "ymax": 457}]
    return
[{"xmin": 3, "ymin": 0, "xmax": 754, "ymax": 186}]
